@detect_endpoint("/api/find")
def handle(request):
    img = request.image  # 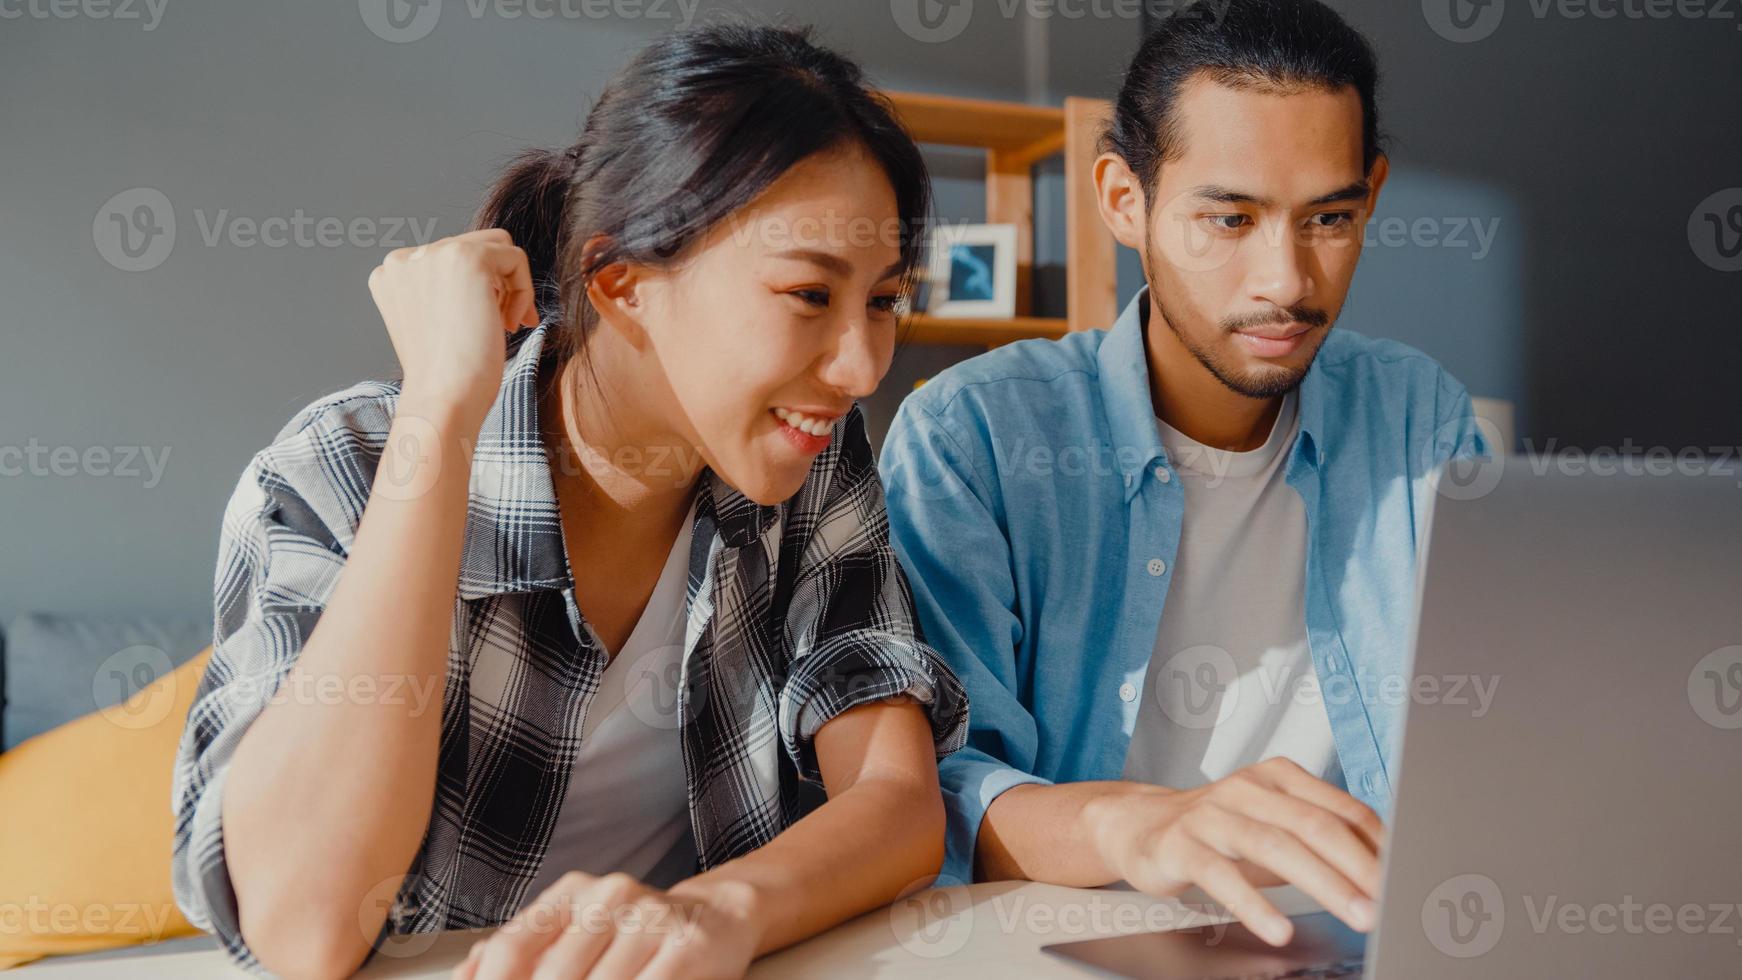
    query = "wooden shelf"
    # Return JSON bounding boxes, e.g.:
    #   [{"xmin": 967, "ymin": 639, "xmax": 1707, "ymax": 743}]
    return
[
  {"xmin": 902, "ymin": 314, "xmax": 1069, "ymax": 348},
  {"xmin": 882, "ymin": 92, "xmax": 1065, "ymax": 153},
  {"xmin": 882, "ymin": 90, "xmax": 1117, "ymax": 347}
]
